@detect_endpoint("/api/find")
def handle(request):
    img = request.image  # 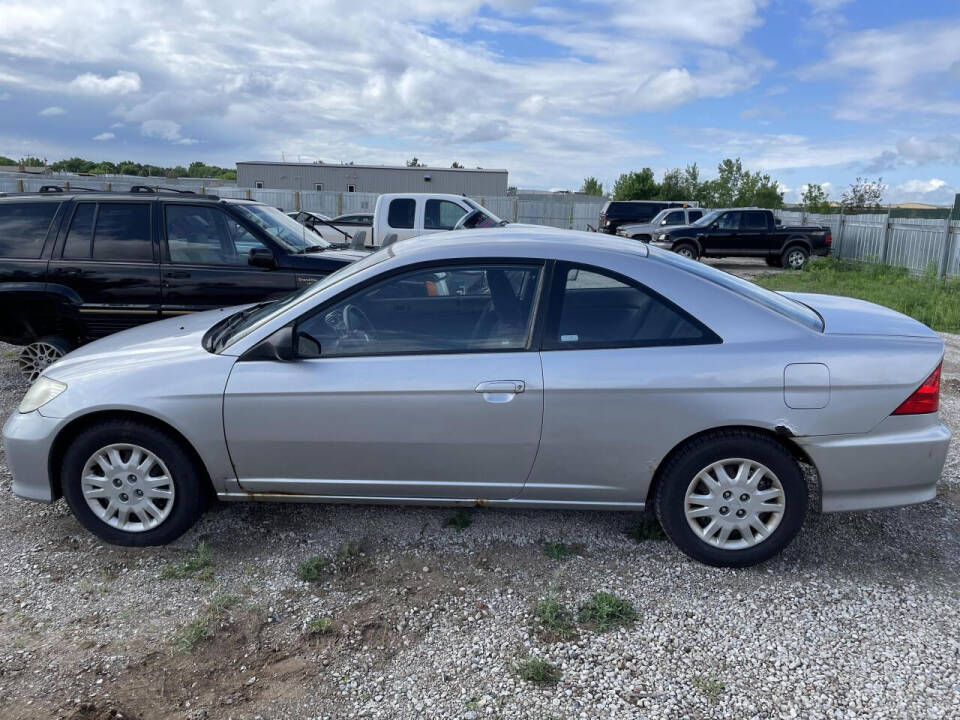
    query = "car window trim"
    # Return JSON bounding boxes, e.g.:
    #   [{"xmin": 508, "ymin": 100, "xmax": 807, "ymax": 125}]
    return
[
  {"xmin": 540, "ymin": 260, "xmax": 722, "ymax": 352},
  {"xmin": 90, "ymin": 201, "xmax": 156, "ymax": 264},
  {"xmin": 247, "ymin": 257, "xmax": 549, "ymax": 361}
]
